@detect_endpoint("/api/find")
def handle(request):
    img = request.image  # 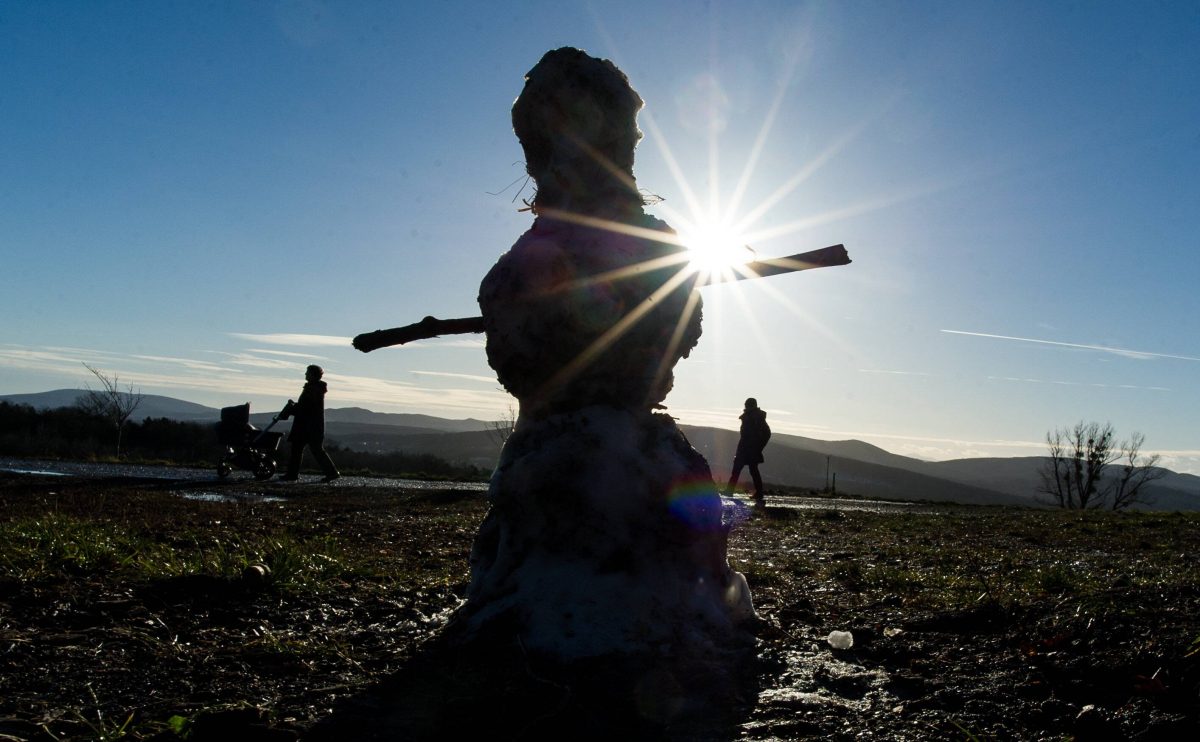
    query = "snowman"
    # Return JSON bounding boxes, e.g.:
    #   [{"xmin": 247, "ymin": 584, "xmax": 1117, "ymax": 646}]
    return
[{"xmin": 449, "ymin": 47, "xmax": 755, "ymax": 661}]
